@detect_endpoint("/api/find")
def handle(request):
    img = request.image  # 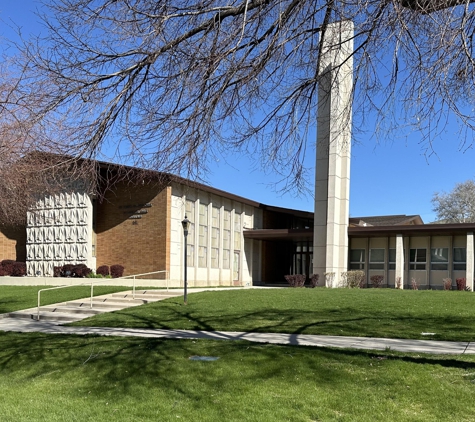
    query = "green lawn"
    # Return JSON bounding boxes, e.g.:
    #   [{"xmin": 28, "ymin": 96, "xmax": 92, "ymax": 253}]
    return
[
  {"xmin": 72, "ymin": 288, "xmax": 475, "ymax": 341},
  {"xmin": 0, "ymin": 285, "xmax": 136, "ymax": 313},
  {"xmin": 1, "ymin": 331, "xmax": 475, "ymax": 421}
]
